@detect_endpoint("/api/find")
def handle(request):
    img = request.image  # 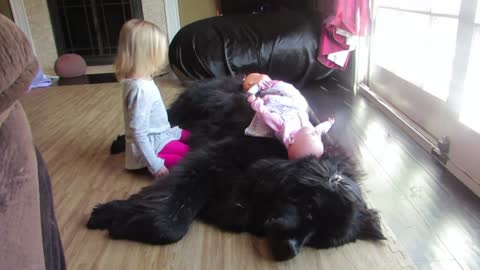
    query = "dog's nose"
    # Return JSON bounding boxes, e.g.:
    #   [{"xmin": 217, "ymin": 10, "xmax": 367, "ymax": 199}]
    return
[{"xmin": 270, "ymin": 238, "xmax": 300, "ymax": 261}]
